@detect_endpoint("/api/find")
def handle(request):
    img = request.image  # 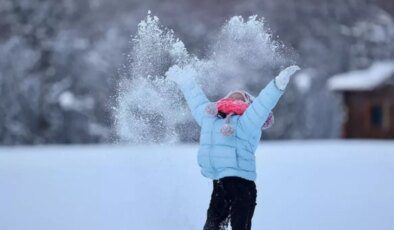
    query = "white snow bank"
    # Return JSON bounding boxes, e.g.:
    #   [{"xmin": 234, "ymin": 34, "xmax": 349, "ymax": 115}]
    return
[
  {"xmin": 328, "ymin": 61, "xmax": 394, "ymax": 91},
  {"xmin": 1, "ymin": 141, "xmax": 394, "ymax": 230}
]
